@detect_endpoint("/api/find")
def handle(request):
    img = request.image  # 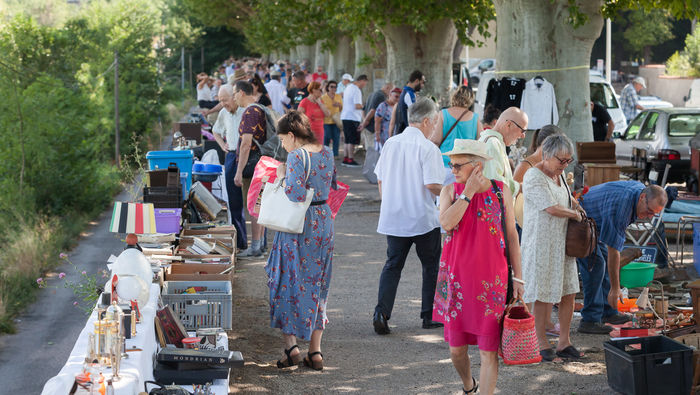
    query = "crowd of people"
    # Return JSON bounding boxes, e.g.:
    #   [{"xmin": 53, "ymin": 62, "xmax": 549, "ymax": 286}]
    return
[{"xmin": 195, "ymin": 56, "xmax": 667, "ymax": 394}]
